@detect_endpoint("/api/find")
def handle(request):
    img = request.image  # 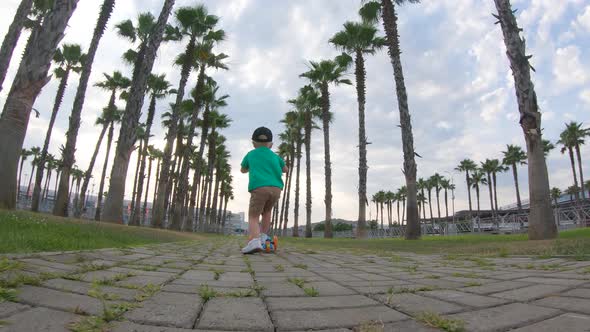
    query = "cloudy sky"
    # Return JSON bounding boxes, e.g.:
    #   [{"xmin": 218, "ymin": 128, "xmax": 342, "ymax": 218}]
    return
[{"xmin": 1, "ymin": 0, "xmax": 589, "ymax": 226}]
